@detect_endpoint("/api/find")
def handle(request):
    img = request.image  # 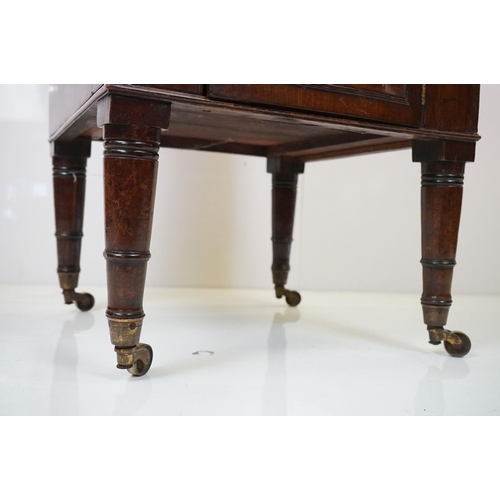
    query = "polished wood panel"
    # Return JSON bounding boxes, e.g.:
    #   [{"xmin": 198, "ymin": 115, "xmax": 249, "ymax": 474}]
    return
[
  {"xmin": 301, "ymin": 84, "xmax": 408, "ymax": 102},
  {"xmin": 207, "ymin": 84, "xmax": 423, "ymax": 126},
  {"xmin": 49, "ymin": 84, "xmax": 103, "ymax": 137},
  {"xmin": 423, "ymin": 85, "xmax": 480, "ymax": 133},
  {"xmin": 134, "ymin": 84, "xmax": 204, "ymax": 95},
  {"xmin": 341, "ymin": 84, "xmax": 407, "ymax": 98}
]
